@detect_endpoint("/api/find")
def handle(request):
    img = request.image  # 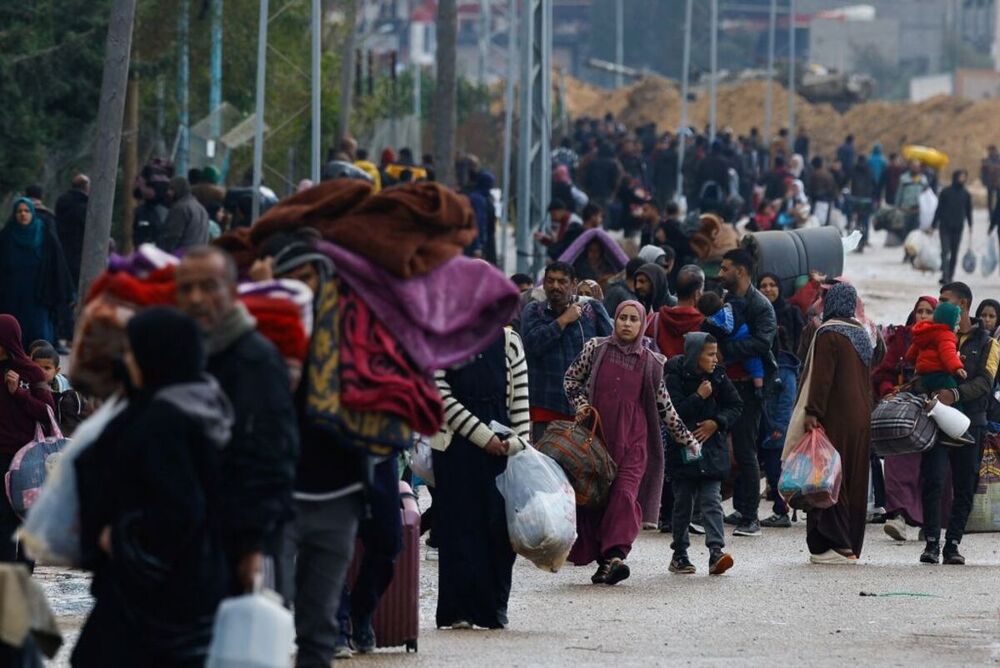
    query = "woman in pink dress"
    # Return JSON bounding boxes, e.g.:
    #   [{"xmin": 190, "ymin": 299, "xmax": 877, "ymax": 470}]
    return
[{"xmin": 564, "ymin": 300, "xmax": 701, "ymax": 585}]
